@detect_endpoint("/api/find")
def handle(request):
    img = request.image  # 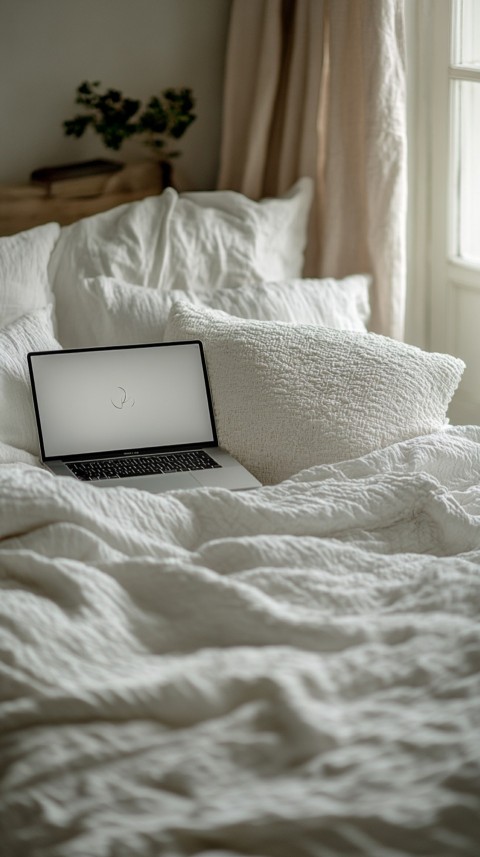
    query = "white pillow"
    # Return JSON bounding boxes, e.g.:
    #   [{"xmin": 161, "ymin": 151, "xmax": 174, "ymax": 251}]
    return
[
  {"xmin": 55, "ymin": 273, "xmax": 371, "ymax": 348},
  {"xmin": 0, "ymin": 222, "xmax": 60, "ymax": 329},
  {"xmin": 209, "ymin": 275, "xmax": 371, "ymax": 330},
  {"xmin": 0, "ymin": 305, "xmax": 61, "ymax": 455},
  {"xmin": 165, "ymin": 301, "xmax": 465, "ymax": 484},
  {"xmin": 49, "ymin": 179, "xmax": 313, "ymax": 344}
]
